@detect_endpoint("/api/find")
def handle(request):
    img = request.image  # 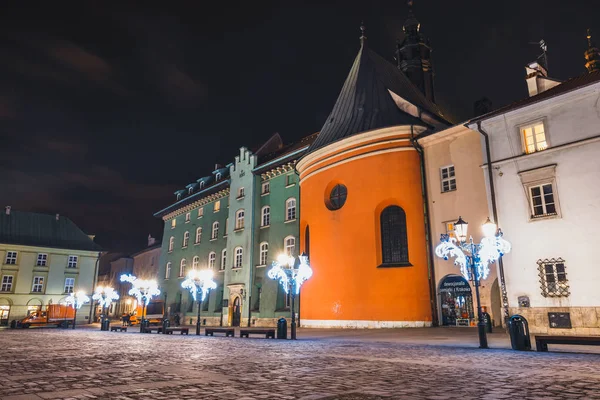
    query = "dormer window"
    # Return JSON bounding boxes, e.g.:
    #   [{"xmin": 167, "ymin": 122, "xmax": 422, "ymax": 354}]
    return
[
  {"xmin": 521, "ymin": 121, "xmax": 548, "ymax": 154},
  {"xmin": 199, "ymin": 181, "xmax": 205, "ymax": 189},
  {"xmin": 215, "ymin": 172, "xmax": 222, "ymax": 181},
  {"xmin": 188, "ymin": 187, "xmax": 193, "ymax": 195},
  {"xmin": 177, "ymin": 193, "xmax": 182, "ymax": 200}
]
